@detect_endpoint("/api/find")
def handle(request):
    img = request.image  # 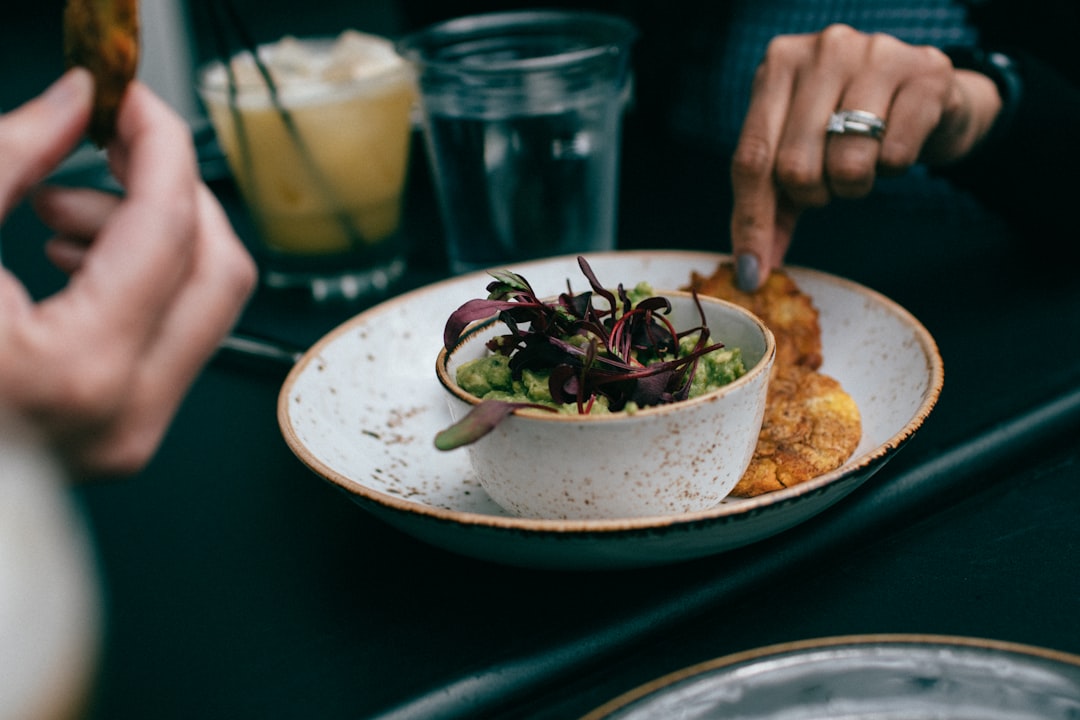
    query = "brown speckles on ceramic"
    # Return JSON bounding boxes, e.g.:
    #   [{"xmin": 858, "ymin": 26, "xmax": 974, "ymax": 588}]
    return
[
  {"xmin": 276, "ymin": 251, "xmax": 943, "ymax": 569},
  {"xmin": 437, "ymin": 293, "xmax": 775, "ymax": 520},
  {"xmin": 386, "ymin": 405, "xmax": 427, "ymax": 429}
]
